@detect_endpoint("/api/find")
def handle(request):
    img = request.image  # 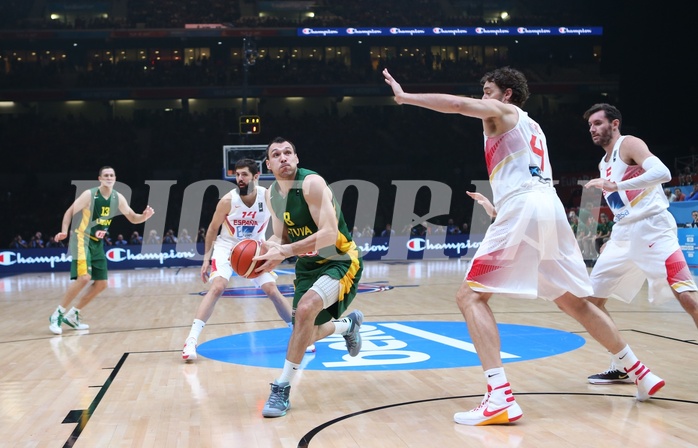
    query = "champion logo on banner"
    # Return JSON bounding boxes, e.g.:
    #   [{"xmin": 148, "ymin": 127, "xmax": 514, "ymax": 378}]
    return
[
  {"xmin": 406, "ymin": 238, "xmax": 426, "ymax": 251},
  {"xmin": 0, "ymin": 251, "xmax": 11, "ymax": 266},
  {"xmin": 0, "ymin": 250, "xmax": 71, "ymax": 268},
  {"xmin": 106, "ymin": 248, "xmax": 128, "ymax": 262}
]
